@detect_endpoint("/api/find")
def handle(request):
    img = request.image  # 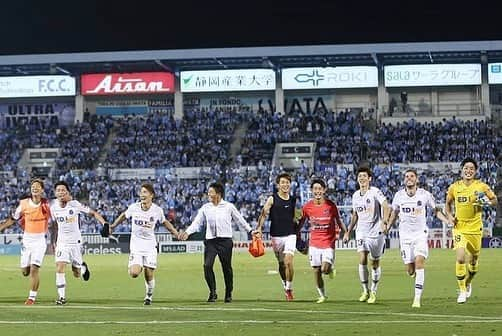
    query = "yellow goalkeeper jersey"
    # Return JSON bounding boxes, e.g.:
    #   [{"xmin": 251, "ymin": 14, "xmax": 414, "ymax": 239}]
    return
[{"xmin": 447, "ymin": 179, "xmax": 495, "ymax": 234}]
